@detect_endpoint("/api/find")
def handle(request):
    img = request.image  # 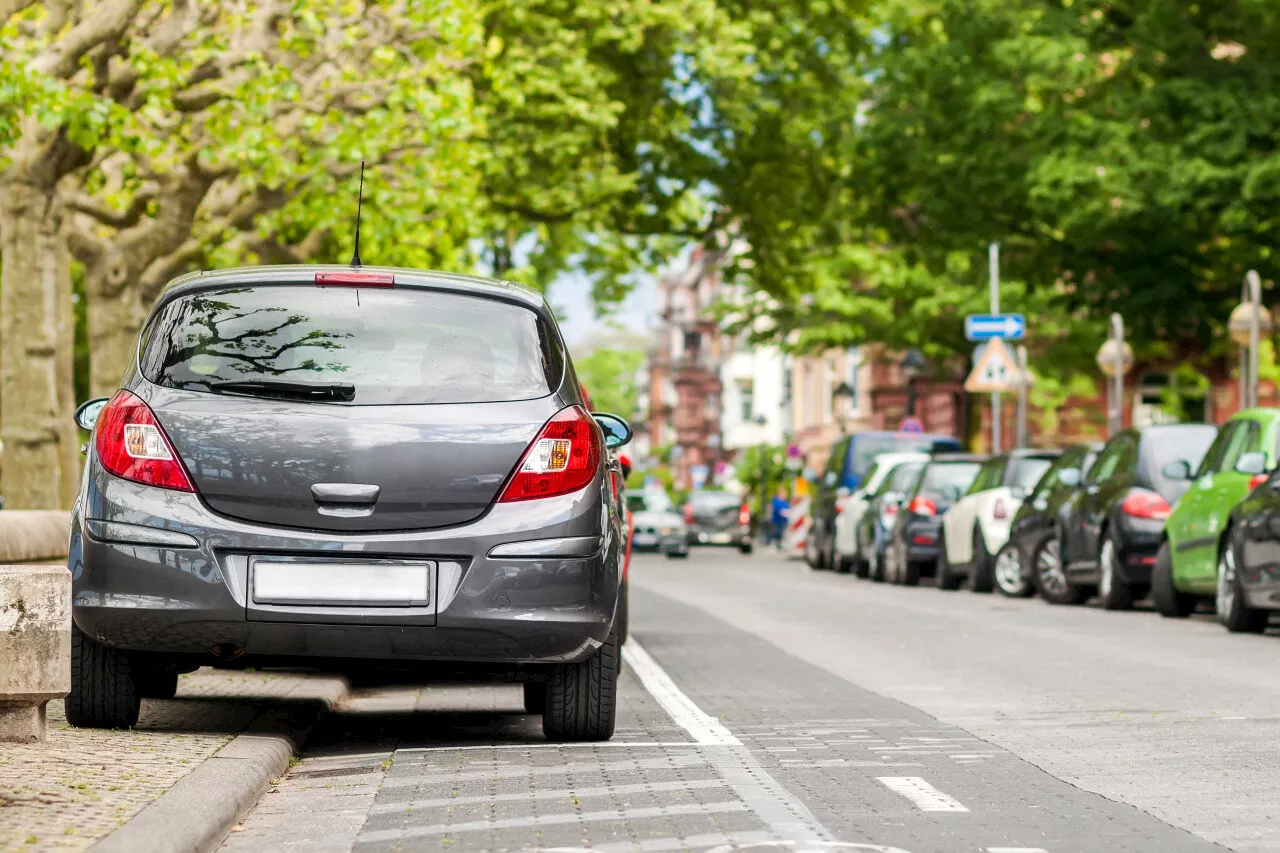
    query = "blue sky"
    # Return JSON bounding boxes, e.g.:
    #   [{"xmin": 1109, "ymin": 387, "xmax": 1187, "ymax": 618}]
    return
[{"xmin": 551, "ymin": 271, "xmax": 659, "ymax": 348}]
